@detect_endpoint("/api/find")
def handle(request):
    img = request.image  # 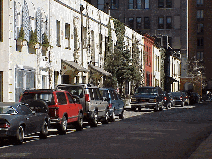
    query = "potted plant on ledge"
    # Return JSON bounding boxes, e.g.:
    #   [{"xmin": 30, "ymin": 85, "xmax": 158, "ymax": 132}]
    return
[
  {"xmin": 28, "ymin": 30, "xmax": 39, "ymax": 49},
  {"xmin": 16, "ymin": 26, "xmax": 27, "ymax": 47}
]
